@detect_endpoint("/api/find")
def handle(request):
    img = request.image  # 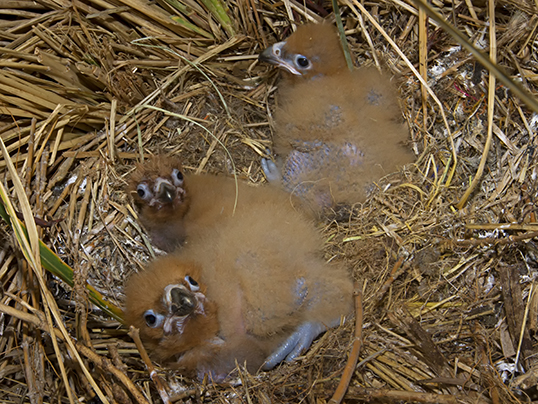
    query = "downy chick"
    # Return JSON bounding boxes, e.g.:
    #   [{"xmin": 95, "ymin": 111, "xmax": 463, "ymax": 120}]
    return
[{"xmin": 259, "ymin": 23, "xmax": 414, "ymax": 212}]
